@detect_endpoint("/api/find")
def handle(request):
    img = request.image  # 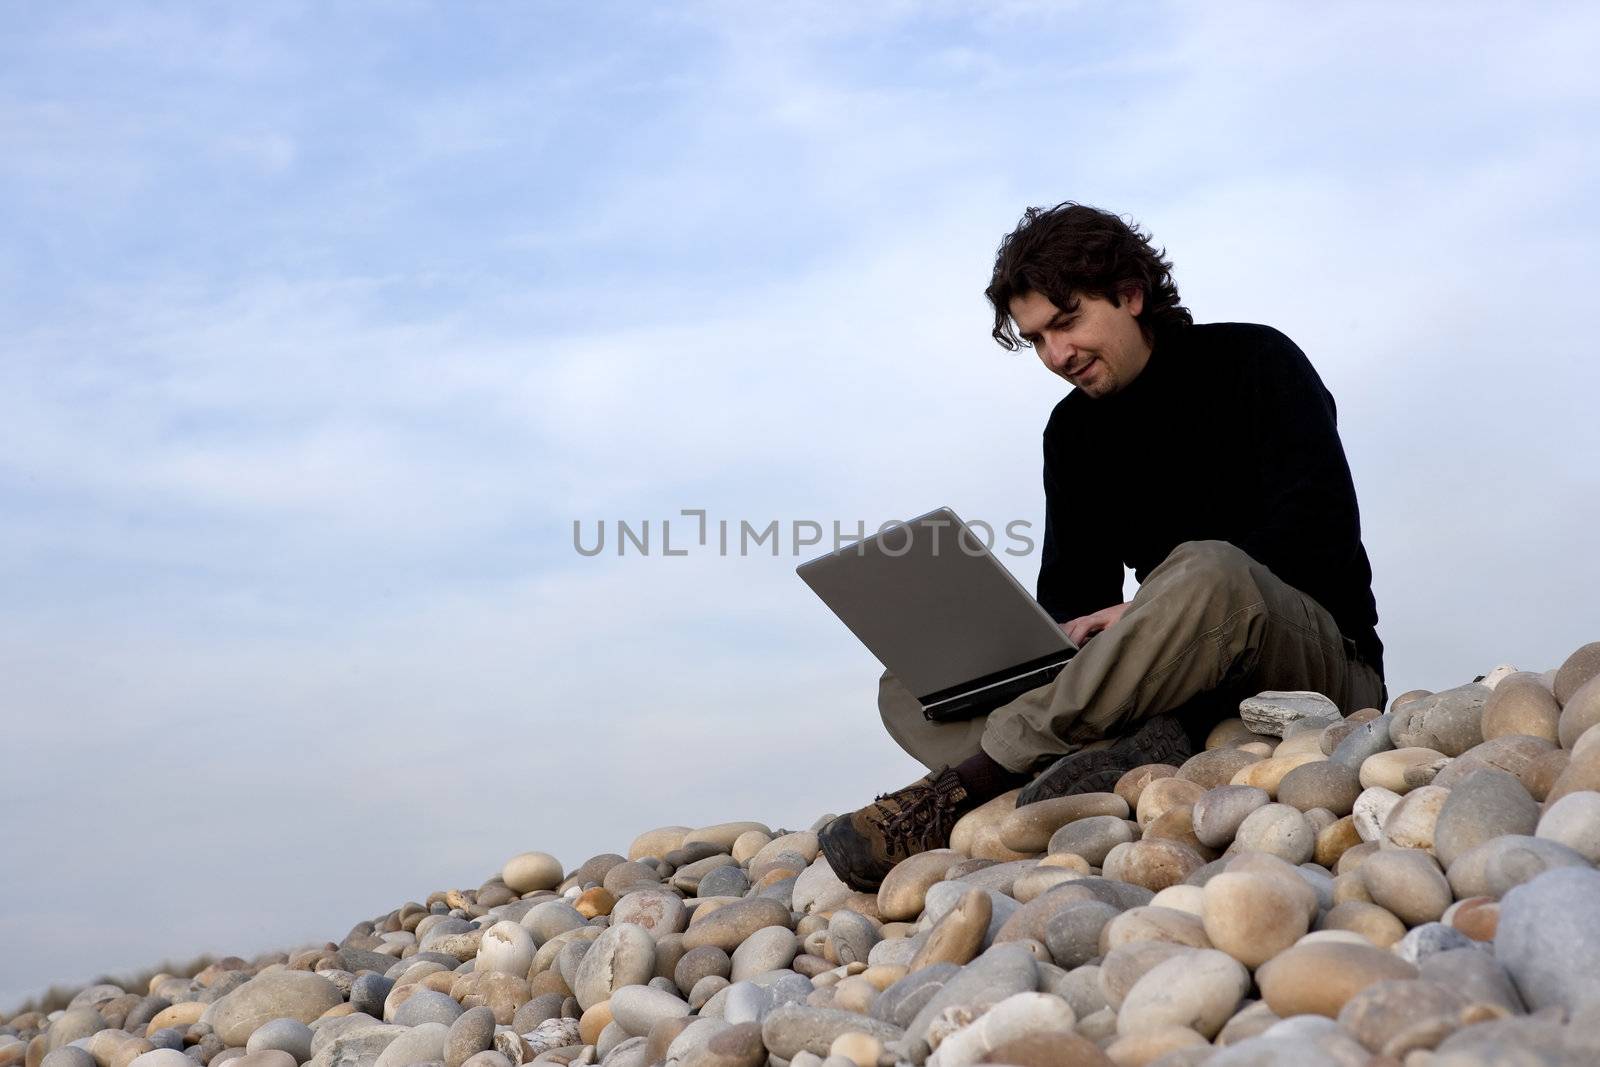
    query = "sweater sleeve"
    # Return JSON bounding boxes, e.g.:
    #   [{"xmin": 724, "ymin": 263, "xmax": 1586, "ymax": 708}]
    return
[
  {"xmin": 1231, "ymin": 327, "xmax": 1363, "ymax": 596},
  {"xmin": 1036, "ymin": 413, "xmax": 1125, "ymax": 623}
]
